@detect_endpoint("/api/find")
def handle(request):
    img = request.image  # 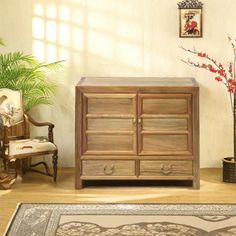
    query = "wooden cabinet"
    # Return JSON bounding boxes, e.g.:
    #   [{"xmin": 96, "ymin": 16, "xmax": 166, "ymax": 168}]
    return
[{"xmin": 75, "ymin": 77, "xmax": 199, "ymax": 189}]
